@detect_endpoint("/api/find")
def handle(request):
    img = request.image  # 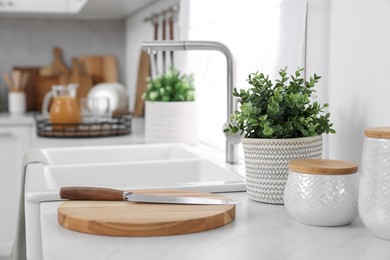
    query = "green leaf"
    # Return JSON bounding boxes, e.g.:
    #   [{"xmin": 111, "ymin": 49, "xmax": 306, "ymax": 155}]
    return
[
  {"xmin": 225, "ymin": 67, "xmax": 335, "ymax": 138},
  {"xmin": 144, "ymin": 68, "xmax": 195, "ymax": 102}
]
